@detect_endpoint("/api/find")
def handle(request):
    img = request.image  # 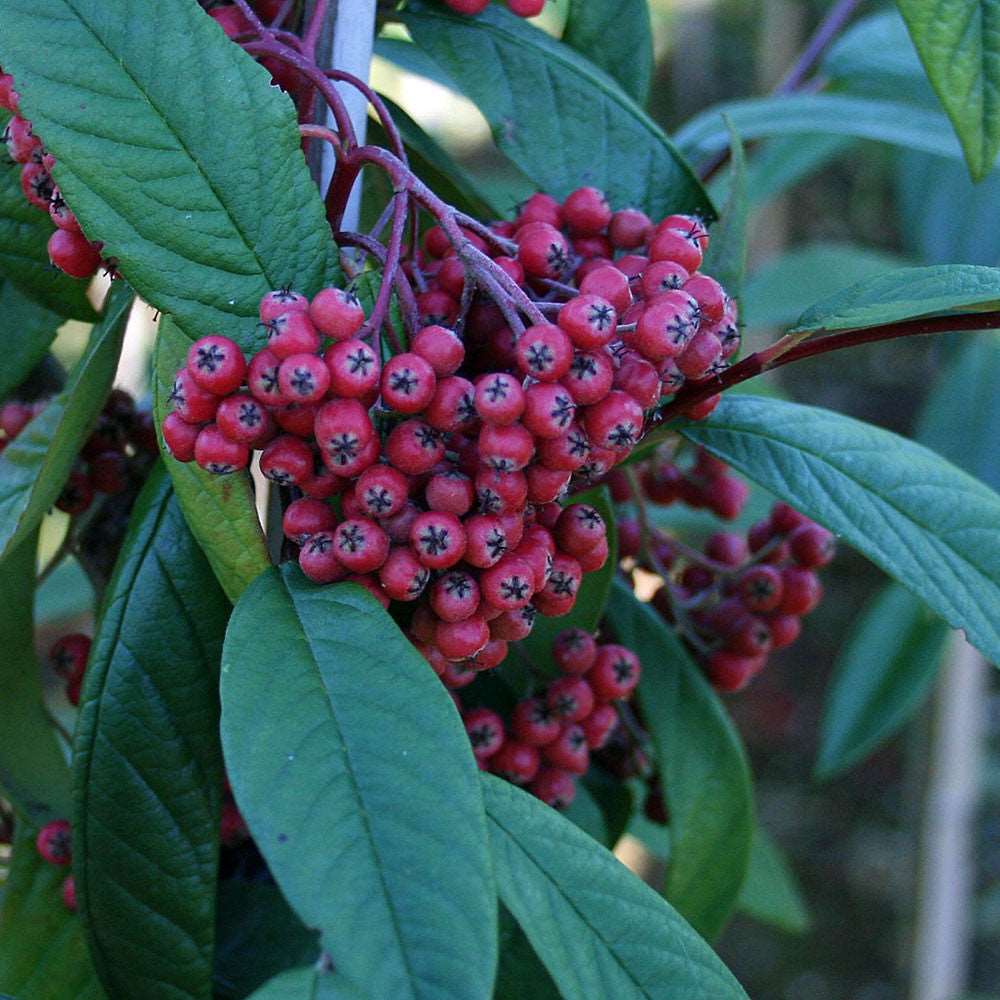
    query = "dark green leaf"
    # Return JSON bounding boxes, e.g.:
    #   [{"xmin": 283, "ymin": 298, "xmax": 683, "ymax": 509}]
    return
[
  {"xmin": 73, "ymin": 465, "xmax": 228, "ymax": 1000},
  {"xmin": 896, "ymin": 0, "xmax": 1000, "ymax": 179},
  {"xmin": 791, "ymin": 264, "xmax": 1000, "ymax": 333},
  {"xmin": 562, "ymin": 0, "xmax": 653, "ymax": 105},
  {"xmin": 702, "ymin": 119, "xmax": 748, "ymax": 304},
  {"xmin": 483, "ymin": 774, "xmax": 749, "ymax": 999},
  {"xmin": 676, "ymin": 94, "xmax": 963, "ymax": 166},
  {"xmin": 581, "ymin": 768, "xmax": 634, "ymax": 849},
  {"xmin": 608, "ymin": 579, "xmax": 753, "ymax": 939},
  {"xmin": 742, "ymin": 244, "xmax": 910, "ymax": 330},
  {"xmin": 0, "ymin": 117, "xmax": 95, "ymax": 322},
  {"xmin": 679, "ymin": 394, "xmax": 1000, "ymax": 666},
  {"xmin": 214, "ymin": 881, "xmax": 319, "ymax": 1000},
  {"xmin": 152, "ymin": 318, "xmax": 270, "ymax": 602},
  {"xmin": 0, "ymin": 0, "xmax": 338, "ymax": 351},
  {"xmin": 245, "ymin": 966, "xmax": 364, "ymax": 1000},
  {"xmin": 0, "ymin": 531, "xmax": 72, "ymax": 824},
  {"xmin": 0, "ymin": 281, "xmax": 63, "ymax": 402},
  {"xmin": 495, "ymin": 904, "xmax": 559, "ymax": 1000},
  {"xmin": 403, "ymin": 2, "xmax": 714, "ymax": 220},
  {"xmin": 220, "ymin": 567, "xmax": 496, "ymax": 999},
  {"xmin": 0, "ymin": 281, "xmax": 130, "ymax": 562},
  {"xmin": 521, "ymin": 486, "xmax": 617, "ymax": 665},
  {"xmin": 736, "ymin": 827, "xmax": 811, "ymax": 934},
  {"xmin": 0, "ymin": 822, "xmax": 103, "ymax": 999},
  {"xmin": 815, "ymin": 581, "xmax": 947, "ymax": 780}
]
